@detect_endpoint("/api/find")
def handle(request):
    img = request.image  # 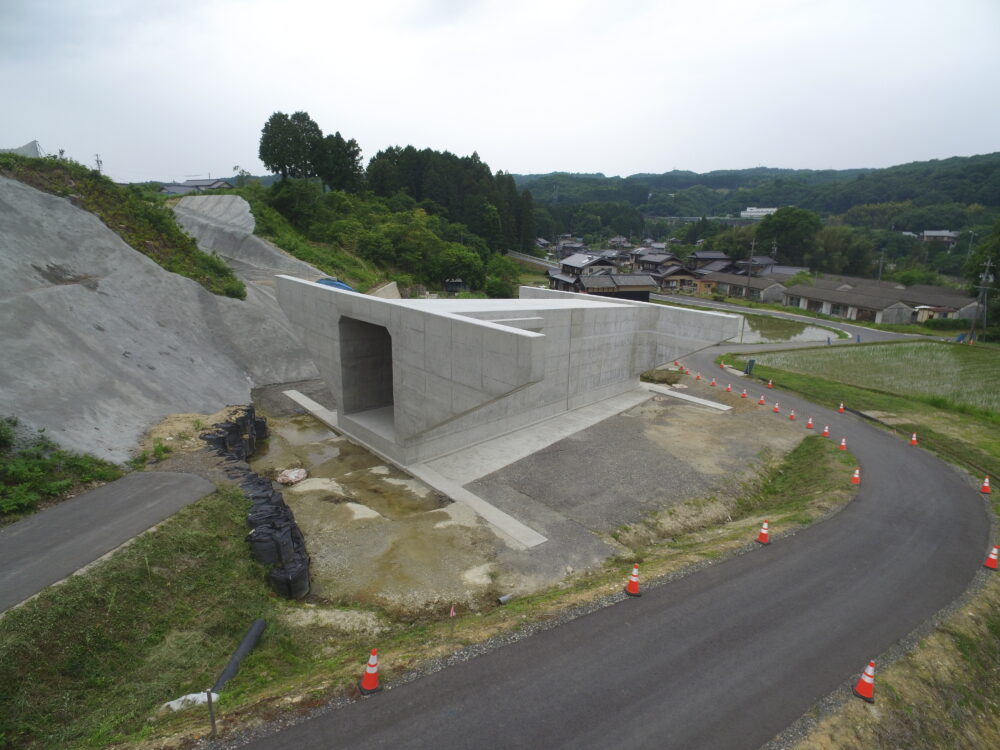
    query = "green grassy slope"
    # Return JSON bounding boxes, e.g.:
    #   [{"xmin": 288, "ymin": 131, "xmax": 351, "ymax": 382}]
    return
[{"xmin": 0, "ymin": 154, "xmax": 246, "ymax": 299}]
